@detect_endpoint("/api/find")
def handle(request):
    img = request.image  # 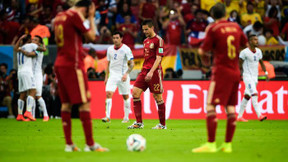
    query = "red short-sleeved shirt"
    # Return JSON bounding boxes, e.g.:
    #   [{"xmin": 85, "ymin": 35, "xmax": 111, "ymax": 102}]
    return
[
  {"xmin": 142, "ymin": 35, "xmax": 164, "ymax": 70},
  {"xmin": 166, "ymin": 20, "xmax": 182, "ymax": 45},
  {"xmin": 54, "ymin": 10, "xmax": 89, "ymax": 69},
  {"xmin": 281, "ymin": 23, "xmax": 288, "ymax": 40},
  {"xmin": 200, "ymin": 20, "xmax": 247, "ymax": 77}
]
